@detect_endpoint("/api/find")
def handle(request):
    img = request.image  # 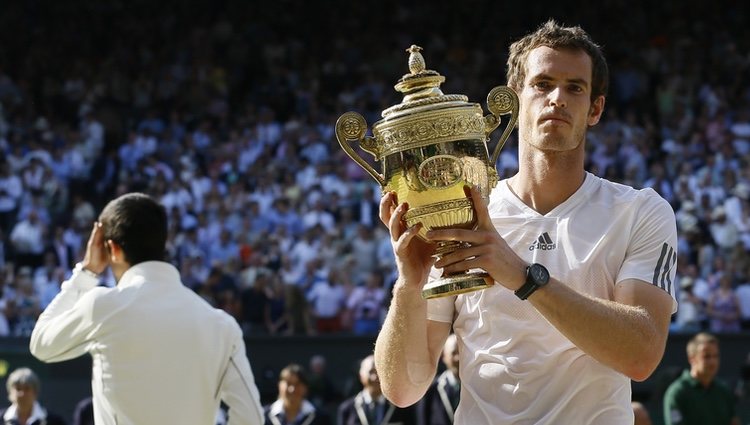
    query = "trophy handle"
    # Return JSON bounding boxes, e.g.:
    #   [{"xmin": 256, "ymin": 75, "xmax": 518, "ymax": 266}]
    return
[
  {"xmin": 335, "ymin": 112, "xmax": 386, "ymax": 186},
  {"xmin": 484, "ymin": 86, "xmax": 519, "ymax": 166}
]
